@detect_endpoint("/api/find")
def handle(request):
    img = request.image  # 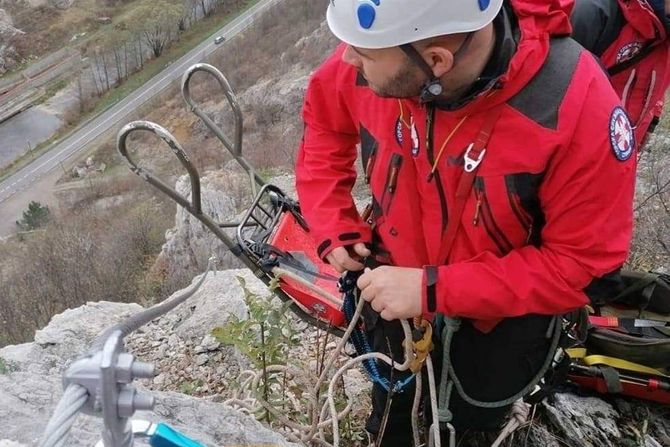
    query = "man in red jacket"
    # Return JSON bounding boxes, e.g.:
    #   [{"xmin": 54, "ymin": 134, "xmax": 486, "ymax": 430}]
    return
[
  {"xmin": 296, "ymin": 0, "xmax": 636, "ymax": 444},
  {"xmin": 572, "ymin": 0, "xmax": 670, "ymax": 146}
]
